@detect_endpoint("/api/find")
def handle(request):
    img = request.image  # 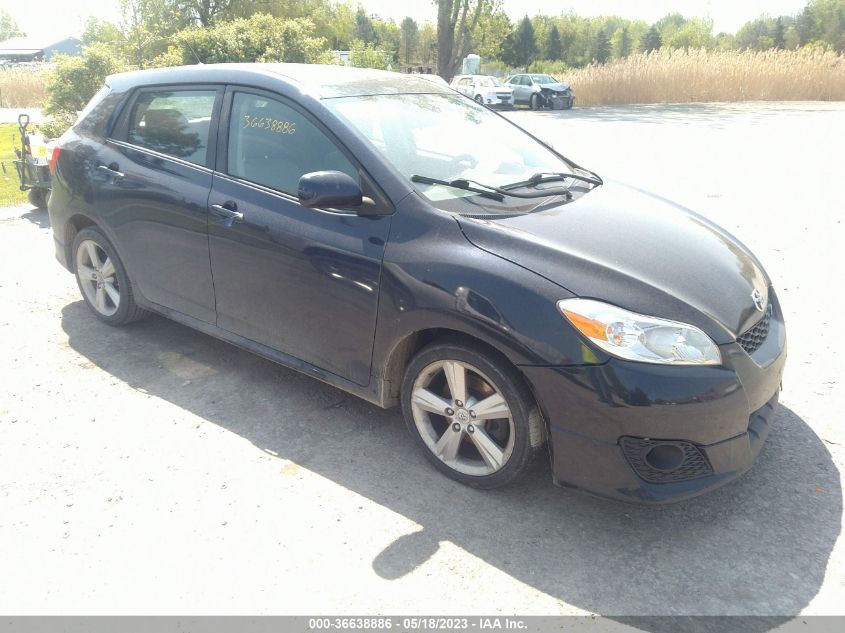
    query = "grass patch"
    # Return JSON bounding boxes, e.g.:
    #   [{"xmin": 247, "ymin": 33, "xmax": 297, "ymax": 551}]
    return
[{"xmin": 0, "ymin": 123, "xmax": 28, "ymax": 207}]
